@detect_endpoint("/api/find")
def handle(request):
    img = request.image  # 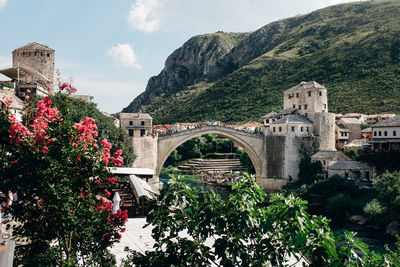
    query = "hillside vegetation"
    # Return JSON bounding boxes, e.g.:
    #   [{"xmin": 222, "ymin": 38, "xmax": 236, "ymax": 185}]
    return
[{"xmin": 123, "ymin": 0, "xmax": 400, "ymax": 124}]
